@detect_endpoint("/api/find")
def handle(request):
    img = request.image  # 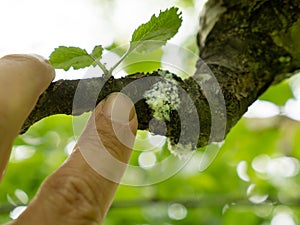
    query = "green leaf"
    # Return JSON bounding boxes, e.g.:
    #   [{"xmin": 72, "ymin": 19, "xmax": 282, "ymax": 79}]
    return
[
  {"xmin": 129, "ymin": 7, "xmax": 182, "ymax": 53},
  {"xmin": 49, "ymin": 46, "xmax": 94, "ymax": 71},
  {"xmin": 91, "ymin": 45, "xmax": 103, "ymax": 59},
  {"xmin": 106, "ymin": 8, "xmax": 182, "ymax": 75}
]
